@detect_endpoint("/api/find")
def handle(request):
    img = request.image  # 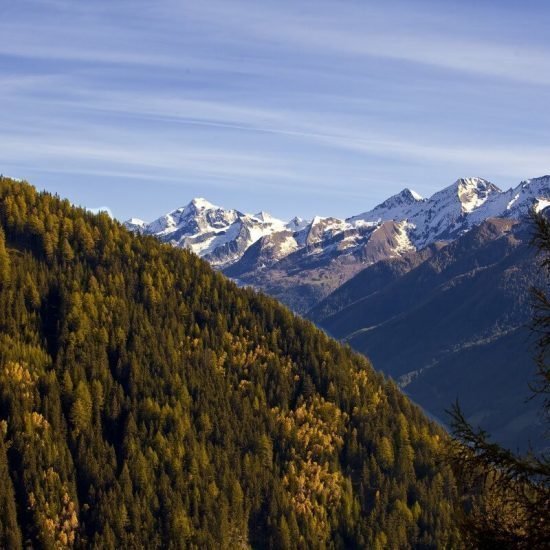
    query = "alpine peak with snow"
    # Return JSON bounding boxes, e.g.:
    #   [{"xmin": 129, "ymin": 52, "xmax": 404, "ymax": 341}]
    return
[
  {"xmin": 127, "ymin": 197, "xmax": 286, "ymax": 267},
  {"xmin": 125, "ymin": 175, "xmax": 550, "ymax": 310},
  {"xmin": 347, "ymin": 187, "xmax": 426, "ymax": 225}
]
